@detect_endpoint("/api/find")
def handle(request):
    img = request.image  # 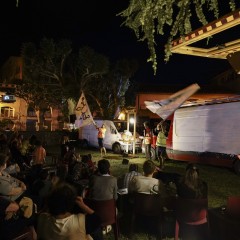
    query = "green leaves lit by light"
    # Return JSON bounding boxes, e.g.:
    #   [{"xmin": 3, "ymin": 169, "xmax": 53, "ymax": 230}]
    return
[{"xmin": 119, "ymin": 0, "xmax": 237, "ymax": 74}]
